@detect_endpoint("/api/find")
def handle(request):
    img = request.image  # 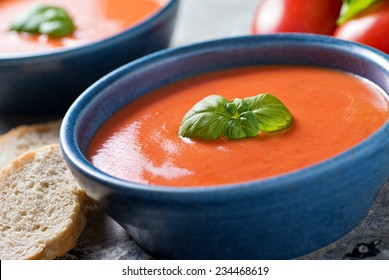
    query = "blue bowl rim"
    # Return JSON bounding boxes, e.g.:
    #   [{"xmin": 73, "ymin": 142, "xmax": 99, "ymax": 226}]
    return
[
  {"xmin": 61, "ymin": 33, "xmax": 389, "ymax": 196},
  {"xmin": 0, "ymin": 0, "xmax": 178, "ymax": 60}
]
